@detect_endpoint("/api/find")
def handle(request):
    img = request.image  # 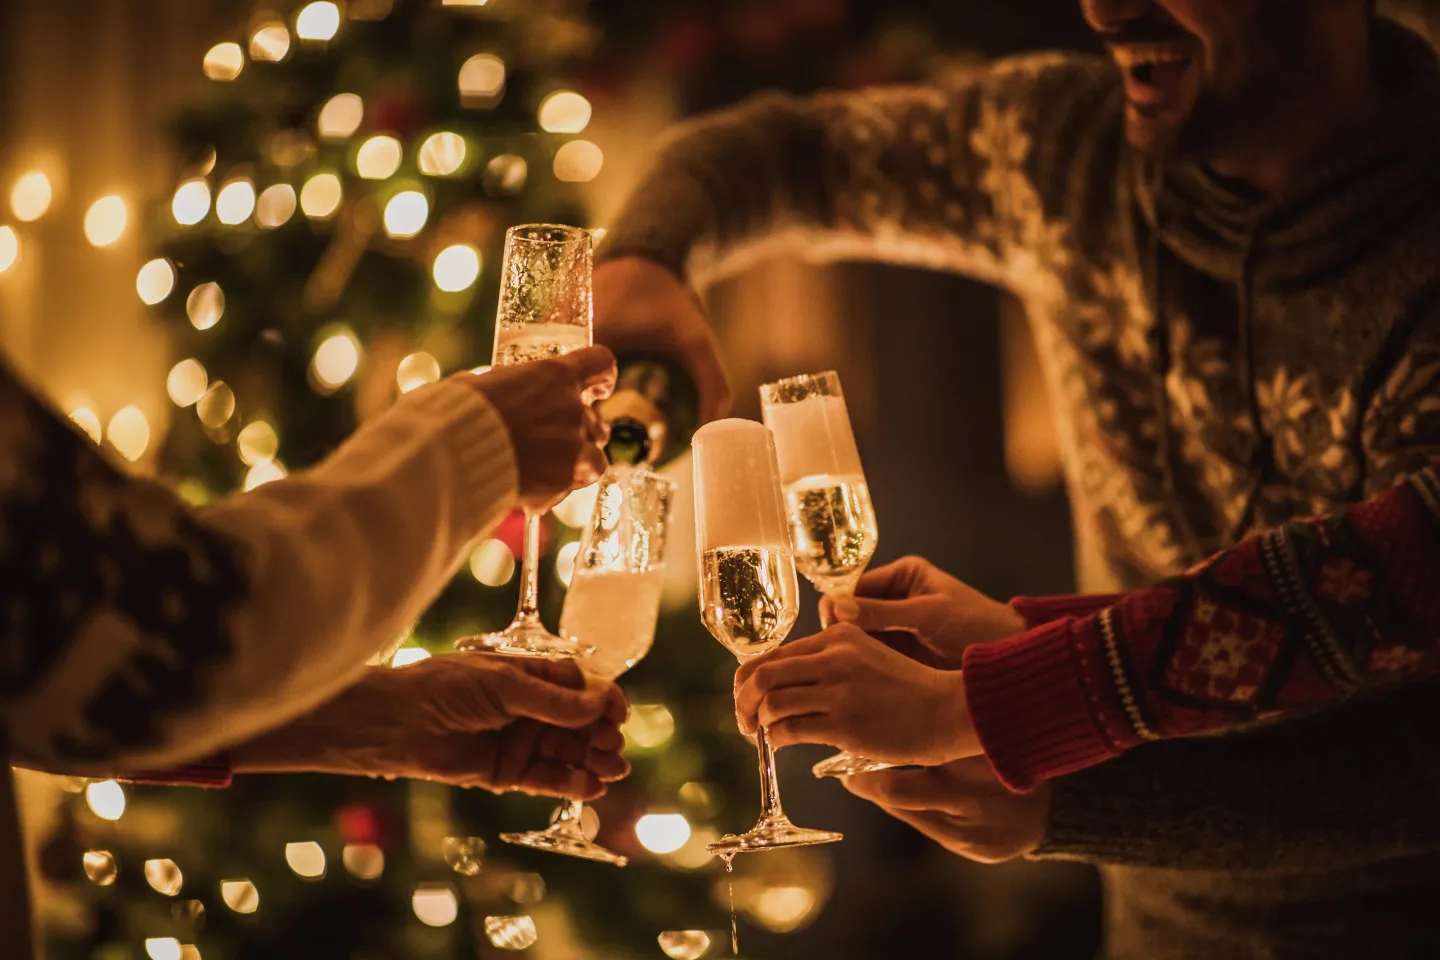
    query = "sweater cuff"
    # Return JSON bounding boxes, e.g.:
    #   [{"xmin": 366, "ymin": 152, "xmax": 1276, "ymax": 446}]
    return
[
  {"xmin": 962, "ymin": 617, "xmax": 1122, "ymax": 793},
  {"xmin": 1010, "ymin": 593, "xmax": 1124, "ymax": 628},
  {"xmin": 399, "ymin": 377, "xmax": 519, "ymax": 540},
  {"xmin": 123, "ymin": 753, "xmax": 232, "ymax": 789}
]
